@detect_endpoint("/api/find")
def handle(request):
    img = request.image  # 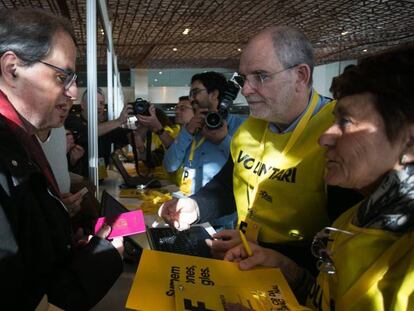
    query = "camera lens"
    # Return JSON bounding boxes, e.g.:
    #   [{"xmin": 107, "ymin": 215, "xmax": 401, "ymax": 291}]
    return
[
  {"xmin": 205, "ymin": 111, "xmax": 222, "ymax": 130},
  {"xmin": 133, "ymin": 98, "xmax": 150, "ymax": 116}
]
